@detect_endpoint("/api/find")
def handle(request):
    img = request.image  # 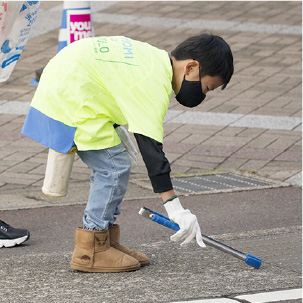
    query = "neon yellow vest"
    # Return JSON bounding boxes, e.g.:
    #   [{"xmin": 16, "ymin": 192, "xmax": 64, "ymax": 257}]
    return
[{"xmin": 31, "ymin": 36, "xmax": 173, "ymax": 151}]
